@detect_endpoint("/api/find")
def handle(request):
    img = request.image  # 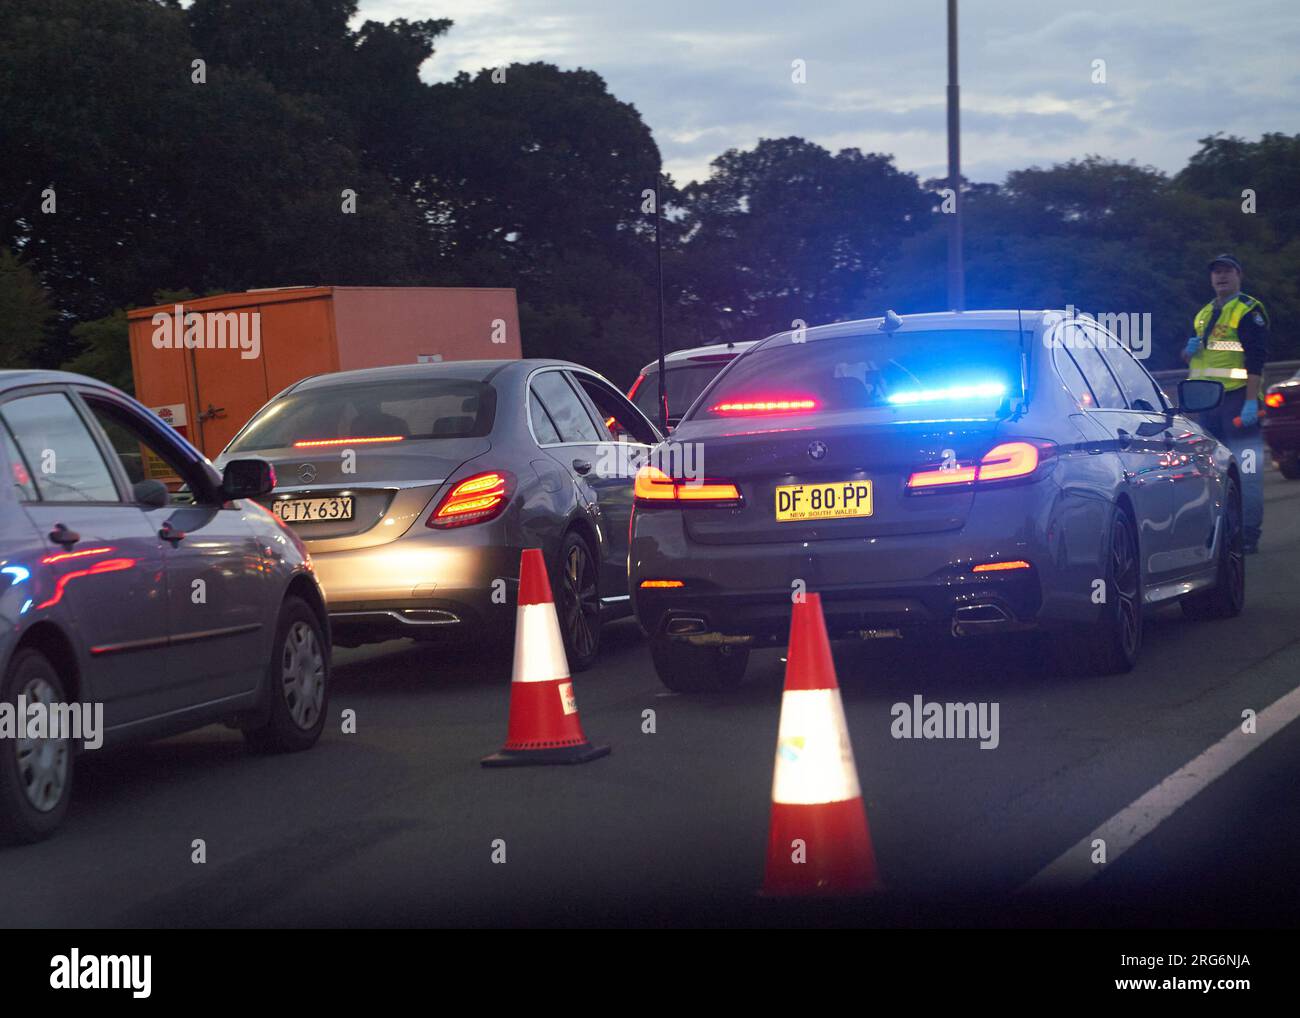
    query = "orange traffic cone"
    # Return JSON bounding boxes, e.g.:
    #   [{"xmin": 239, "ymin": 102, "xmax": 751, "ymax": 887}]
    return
[
  {"xmin": 762, "ymin": 592, "xmax": 881, "ymax": 895},
  {"xmin": 481, "ymin": 548, "xmax": 611, "ymax": 767}
]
